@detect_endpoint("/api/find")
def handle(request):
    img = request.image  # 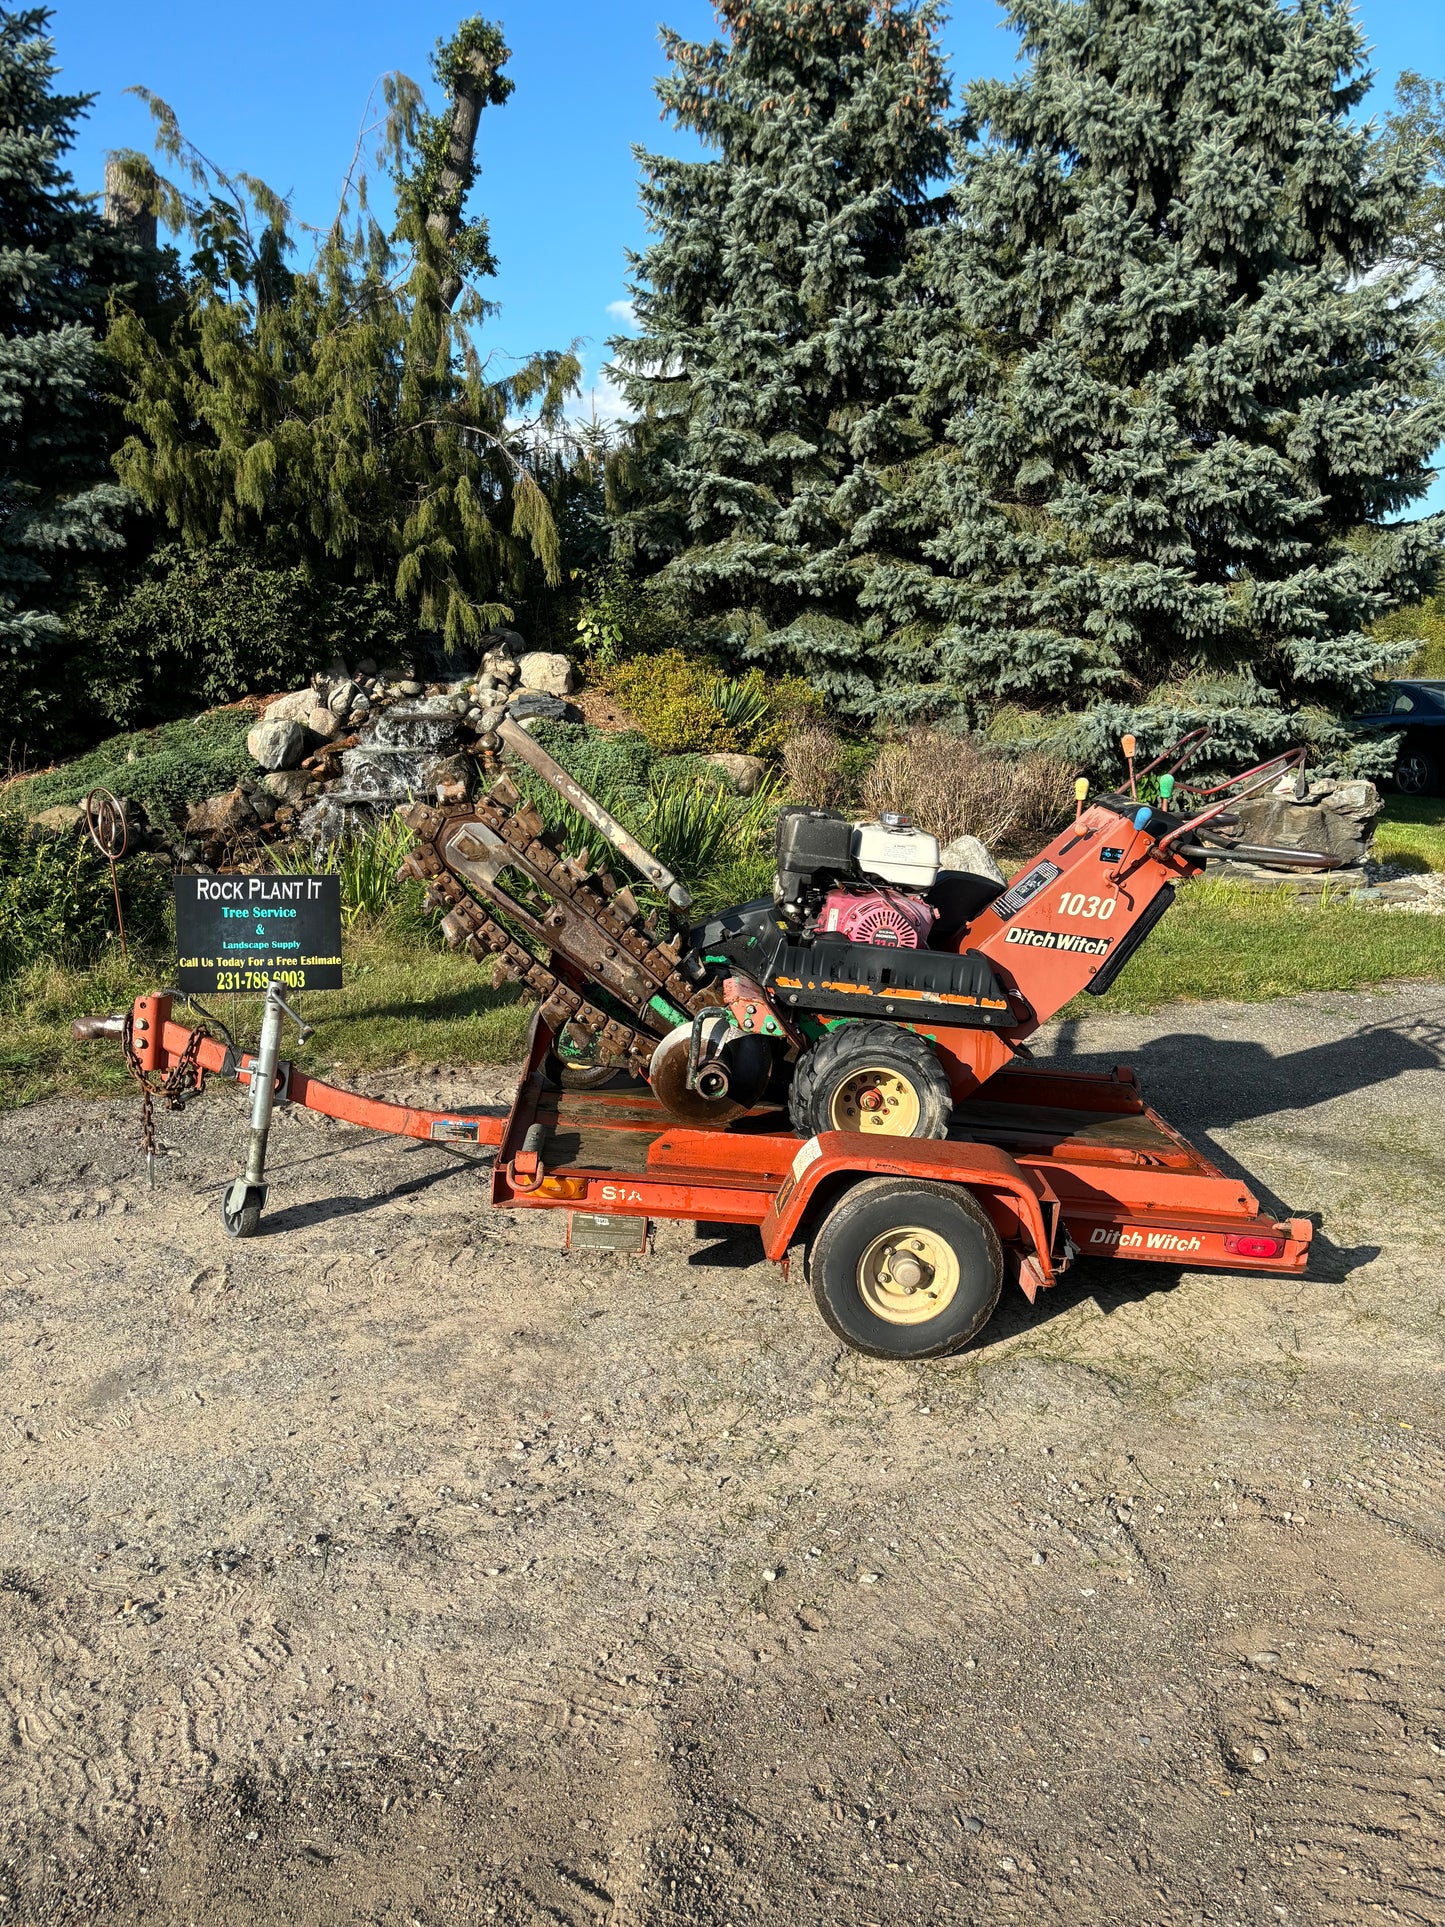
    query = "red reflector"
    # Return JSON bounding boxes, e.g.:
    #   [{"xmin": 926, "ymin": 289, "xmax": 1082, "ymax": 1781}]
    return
[{"xmin": 1224, "ymin": 1233, "xmax": 1282, "ymax": 1258}]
